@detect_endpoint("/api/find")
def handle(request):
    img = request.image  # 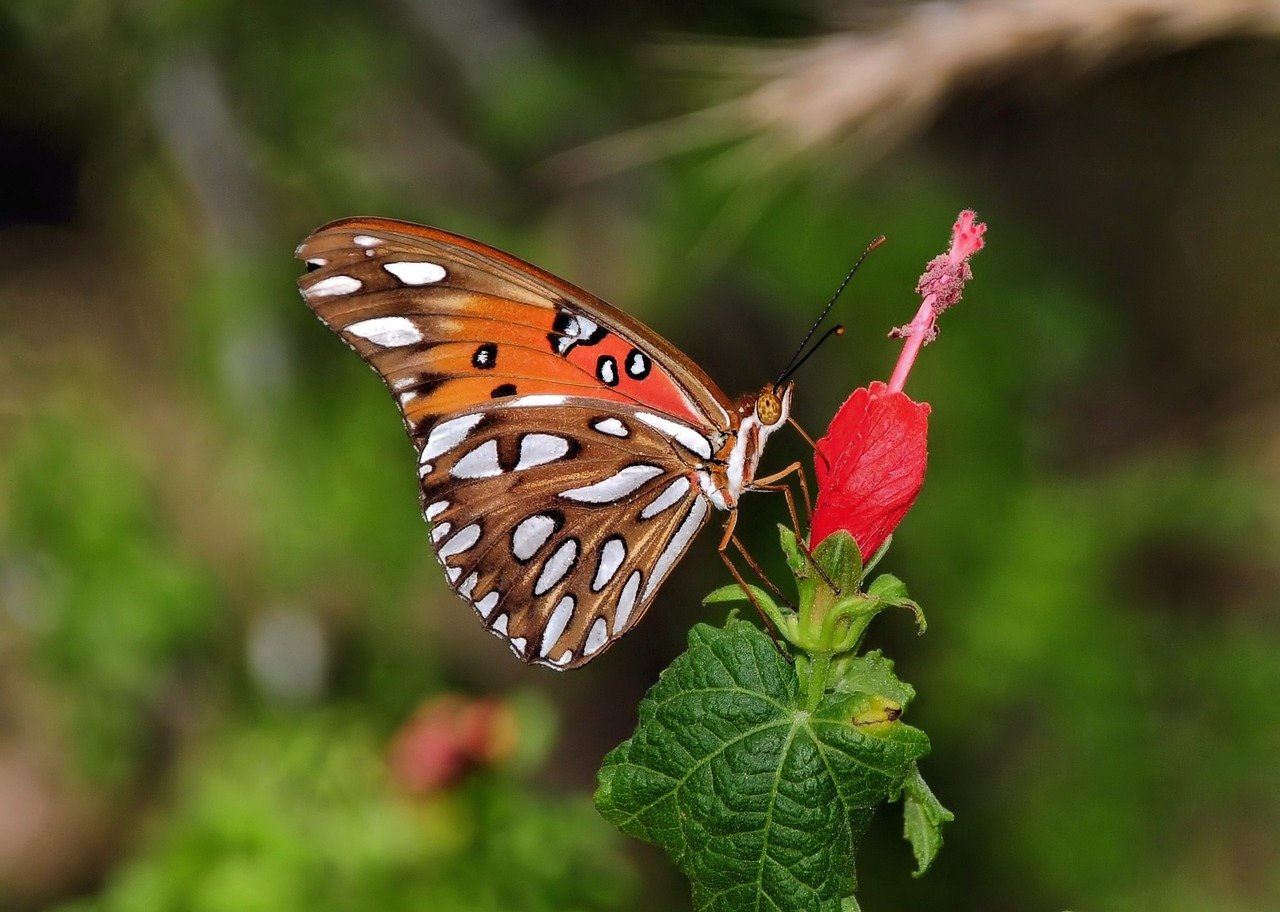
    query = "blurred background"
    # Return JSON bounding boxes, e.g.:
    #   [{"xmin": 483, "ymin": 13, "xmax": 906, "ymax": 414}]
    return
[{"xmin": 2, "ymin": 0, "xmax": 1279, "ymax": 909}]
